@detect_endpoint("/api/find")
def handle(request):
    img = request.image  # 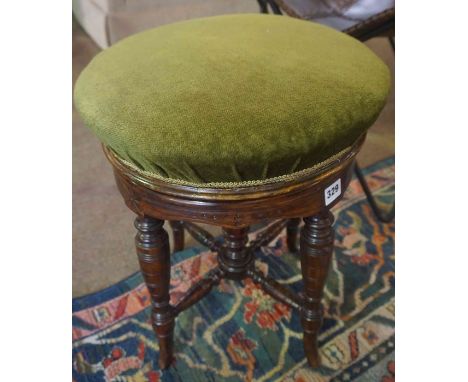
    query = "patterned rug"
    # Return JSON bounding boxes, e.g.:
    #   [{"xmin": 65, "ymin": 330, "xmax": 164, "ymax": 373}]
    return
[{"xmin": 73, "ymin": 157, "xmax": 395, "ymax": 382}]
